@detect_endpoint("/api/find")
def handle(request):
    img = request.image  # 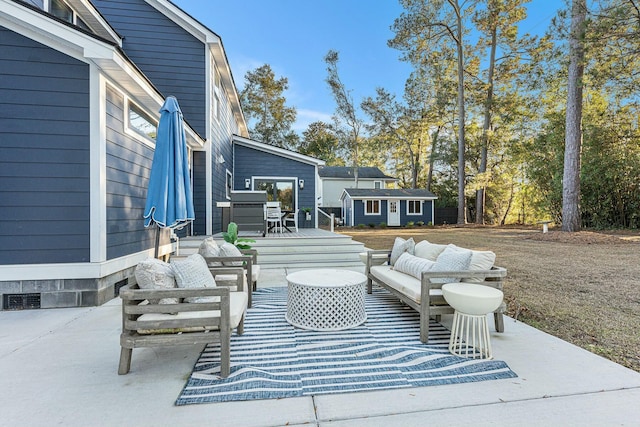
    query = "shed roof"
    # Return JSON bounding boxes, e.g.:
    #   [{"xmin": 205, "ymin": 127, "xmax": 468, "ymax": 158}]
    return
[
  {"xmin": 342, "ymin": 188, "xmax": 437, "ymax": 199},
  {"xmin": 318, "ymin": 166, "xmax": 396, "ymax": 180}
]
